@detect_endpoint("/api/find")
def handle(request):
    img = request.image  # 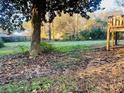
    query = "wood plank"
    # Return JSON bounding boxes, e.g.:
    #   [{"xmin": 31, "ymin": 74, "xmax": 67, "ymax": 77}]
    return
[
  {"xmin": 106, "ymin": 27, "xmax": 110, "ymax": 50},
  {"xmin": 111, "ymin": 32, "xmax": 115, "ymax": 49},
  {"xmin": 110, "ymin": 28, "xmax": 124, "ymax": 32}
]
